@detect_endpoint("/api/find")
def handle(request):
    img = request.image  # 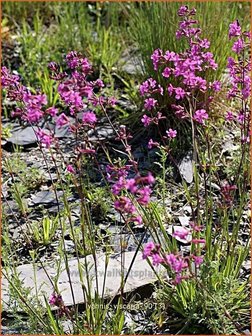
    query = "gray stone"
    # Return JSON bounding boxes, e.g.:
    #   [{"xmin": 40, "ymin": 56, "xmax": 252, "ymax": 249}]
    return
[
  {"xmin": 7, "ymin": 126, "xmax": 39, "ymax": 146},
  {"xmin": 178, "ymin": 216, "xmax": 190, "ymax": 227},
  {"xmin": 29, "ymin": 190, "xmax": 63, "ymax": 206},
  {"xmin": 46, "ymin": 120, "xmax": 75, "ymax": 139},
  {"xmin": 120, "ymin": 55, "xmax": 144, "ymax": 76},
  {"xmin": 178, "ymin": 152, "xmax": 194, "ymax": 184},
  {"xmin": 2, "ymin": 252, "xmax": 165, "ymax": 312},
  {"xmin": 87, "ymin": 125, "xmax": 115, "ymax": 141}
]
